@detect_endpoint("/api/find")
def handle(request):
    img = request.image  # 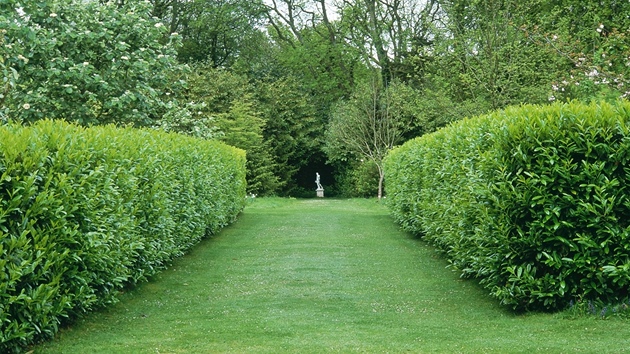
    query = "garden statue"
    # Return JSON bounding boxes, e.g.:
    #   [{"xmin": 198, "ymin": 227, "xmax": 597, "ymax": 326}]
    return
[{"xmin": 315, "ymin": 173, "xmax": 324, "ymax": 197}]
